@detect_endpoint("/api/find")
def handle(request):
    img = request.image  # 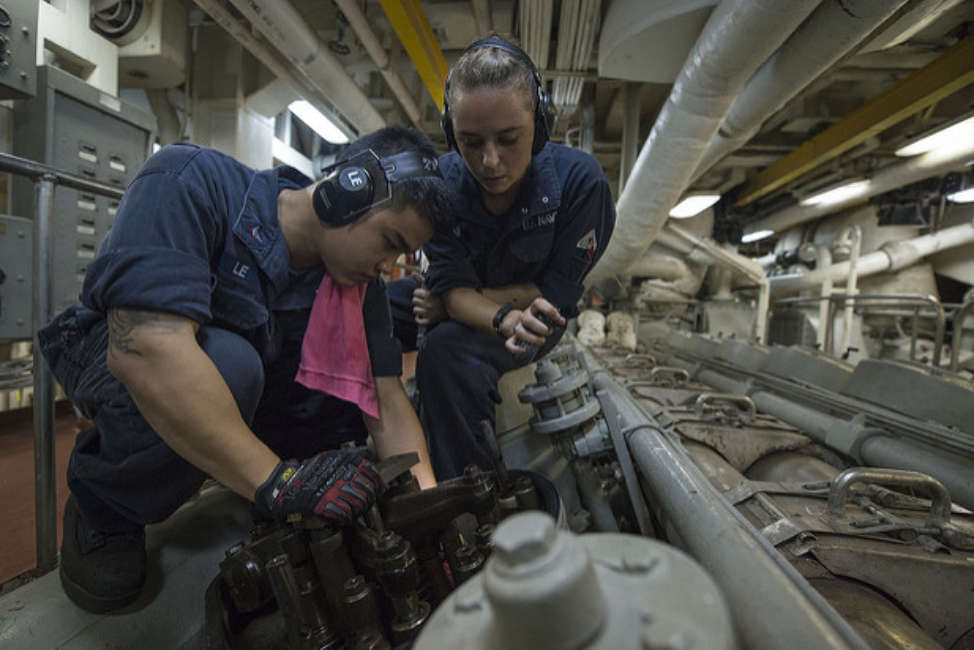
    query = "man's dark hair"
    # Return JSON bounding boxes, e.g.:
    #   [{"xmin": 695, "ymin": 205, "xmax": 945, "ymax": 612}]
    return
[{"xmin": 340, "ymin": 126, "xmax": 455, "ymax": 233}]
